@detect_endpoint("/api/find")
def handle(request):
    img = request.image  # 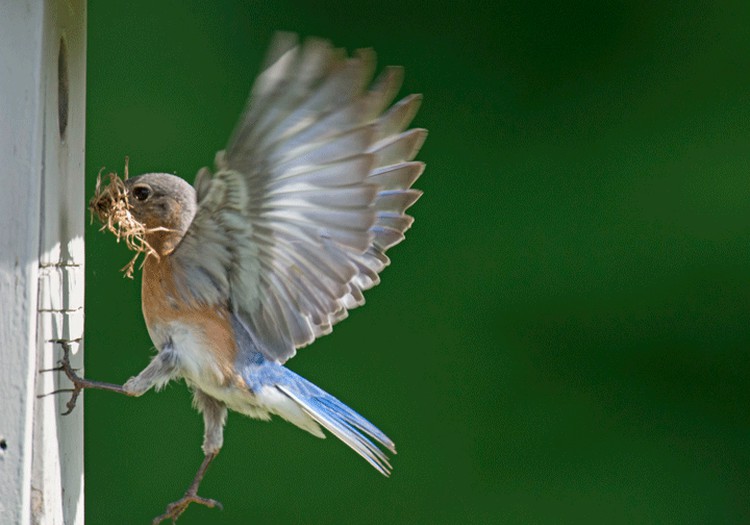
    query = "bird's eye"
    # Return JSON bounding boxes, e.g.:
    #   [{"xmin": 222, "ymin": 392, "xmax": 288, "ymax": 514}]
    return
[{"xmin": 132, "ymin": 185, "xmax": 152, "ymax": 202}]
